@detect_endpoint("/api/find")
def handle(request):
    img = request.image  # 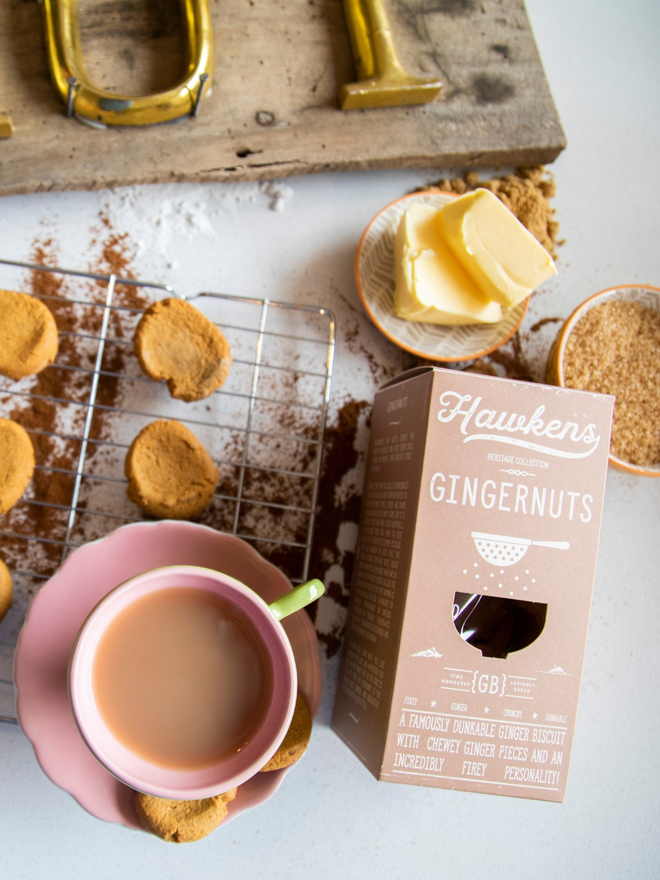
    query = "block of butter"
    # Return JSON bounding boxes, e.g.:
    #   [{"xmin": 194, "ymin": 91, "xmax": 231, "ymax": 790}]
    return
[
  {"xmin": 439, "ymin": 189, "xmax": 557, "ymax": 308},
  {"xmin": 394, "ymin": 204, "xmax": 502, "ymax": 325}
]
